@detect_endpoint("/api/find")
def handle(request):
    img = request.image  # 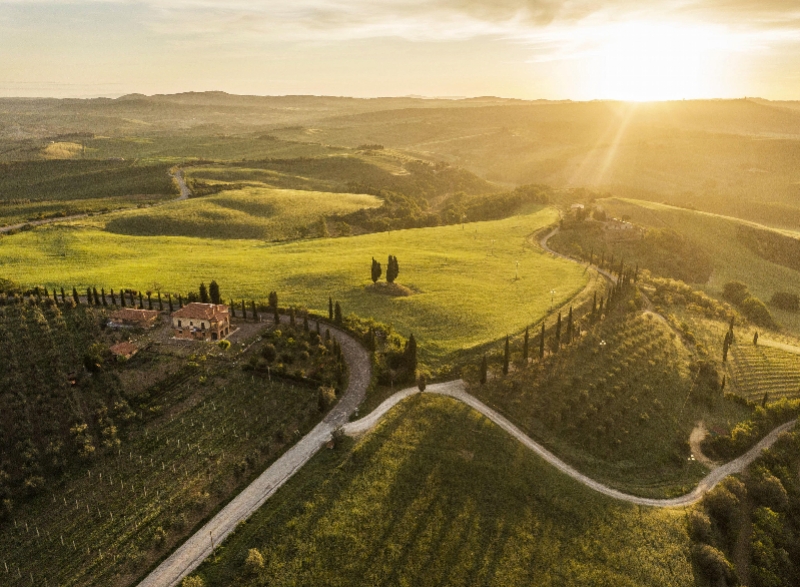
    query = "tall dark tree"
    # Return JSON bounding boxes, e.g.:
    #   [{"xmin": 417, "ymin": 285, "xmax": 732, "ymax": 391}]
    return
[
  {"xmin": 87, "ymin": 287, "xmax": 93, "ymax": 305},
  {"xmin": 199, "ymin": 283, "xmax": 209, "ymax": 304},
  {"xmin": 101, "ymin": 288, "xmax": 108, "ymax": 307},
  {"xmin": 73, "ymin": 287, "xmax": 80, "ymax": 305},
  {"xmin": 110, "ymin": 289, "xmax": 117, "ymax": 306},
  {"xmin": 147, "ymin": 292, "xmax": 153, "ymax": 310},
  {"xmin": 540, "ymin": 322, "xmax": 545, "ymax": 359},
  {"xmin": 303, "ymin": 312, "xmax": 310, "ymax": 333},
  {"xmin": 93, "ymin": 287, "xmax": 100, "ymax": 306},
  {"xmin": 371, "ymin": 257, "xmax": 382, "ymax": 284},
  {"xmin": 168, "ymin": 294, "xmax": 173, "ymax": 313},
  {"xmin": 386, "ymin": 255, "xmax": 399, "ymax": 283},
  {"xmin": 598, "ymin": 297, "xmax": 604, "ymax": 317},
  {"xmin": 592, "ymin": 291, "xmax": 597, "ymax": 318},
  {"xmin": 503, "ymin": 336, "xmax": 510, "ymax": 375},
  {"xmin": 480, "ymin": 355, "xmax": 488, "ymax": 385},
  {"xmin": 229, "ymin": 299, "xmax": 235, "ymax": 318},
  {"xmin": 523, "ymin": 326, "xmax": 529, "ymax": 361},
  {"xmin": 273, "ymin": 304, "xmax": 279, "ymax": 325},
  {"xmin": 209, "ymin": 280, "xmax": 221, "ymax": 305},
  {"xmin": 120, "ymin": 289, "xmax": 126, "ymax": 307},
  {"xmin": 129, "ymin": 290, "xmax": 135, "ymax": 307},
  {"xmin": 417, "ymin": 374, "xmax": 426, "ymax": 393},
  {"xmin": 60, "ymin": 287, "xmax": 66, "ymax": 303},
  {"xmin": 251, "ymin": 301, "xmax": 258, "ymax": 322},
  {"xmin": 753, "ymin": 331, "xmax": 759, "ymax": 346},
  {"xmin": 328, "ymin": 297, "xmax": 334, "ymax": 320},
  {"xmin": 405, "ymin": 333, "xmax": 417, "ymax": 376},
  {"xmin": 138, "ymin": 291, "xmax": 144, "ymax": 309},
  {"xmin": 158, "ymin": 292, "xmax": 163, "ymax": 311},
  {"xmin": 566, "ymin": 306, "xmax": 574, "ymax": 344},
  {"xmin": 241, "ymin": 300, "xmax": 247, "ymax": 320},
  {"xmin": 334, "ymin": 301, "xmax": 343, "ymax": 325},
  {"xmin": 722, "ymin": 332, "xmax": 731, "ymax": 363},
  {"xmin": 268, "ymin": 291, "xmax": 279, "ymax": 310},
  {"xmin": 554, "ymin": 312, "xmax": 562, "ymax": 351},
  {"xmin": 178, "ymin": 294, "xmax": 184, "ymax": 308}
]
